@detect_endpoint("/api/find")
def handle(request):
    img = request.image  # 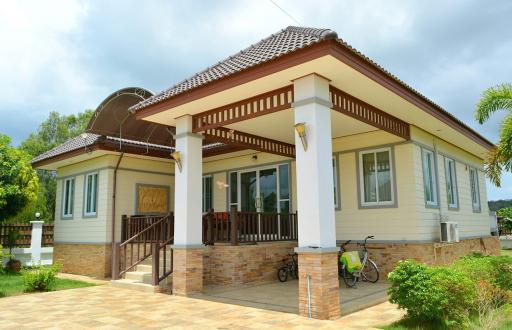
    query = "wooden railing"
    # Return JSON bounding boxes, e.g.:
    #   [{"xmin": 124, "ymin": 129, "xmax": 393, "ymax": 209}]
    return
[
  {"xmin": 203, "ymin": 209, "xmax": 298, "ymax": 245},
  {"xmin": 0, "ymin": 223, "xmax": 54, "ymax": 247},
  {"xmin": 113, "ymin": 213, "xmax": 174, "ymax": 282},
  {"xmin": 121, "ymin": 215, "xmax": 165, "ymax": 242}
]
